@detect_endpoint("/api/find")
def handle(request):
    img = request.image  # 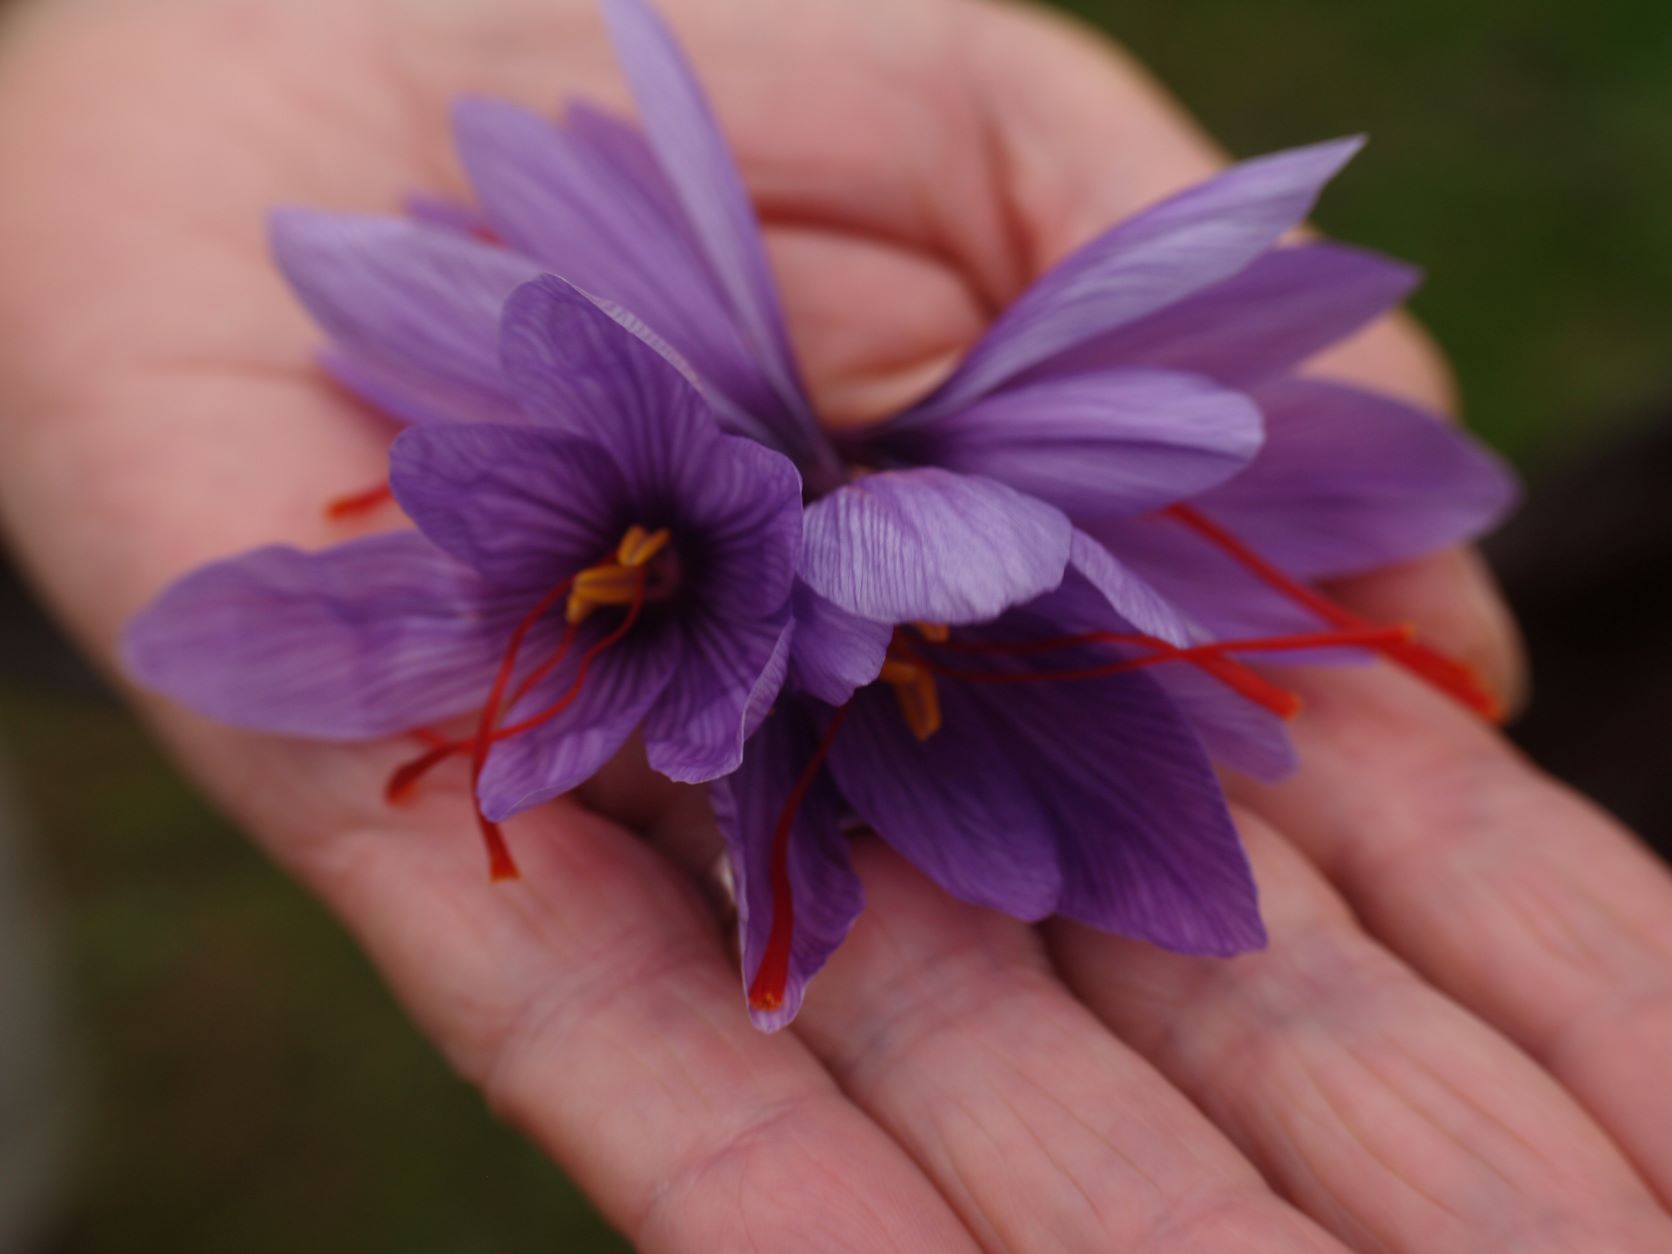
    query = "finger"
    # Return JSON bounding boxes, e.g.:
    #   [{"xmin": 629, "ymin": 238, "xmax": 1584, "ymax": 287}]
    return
[
  {"xmin": 1053, "ymin": 808, "xmax": 1672, "ymax": 1252},
  {"xmin": 126, "ymin": 714, "xmax": 974, "ymax": 1254},
  {"xmin": 1232, "ymin": 663, "xmax": 1672, "ymax": 1205},
  {"xmin": 789, "ymin": 839, "xmax": 1345, "ymax": 1254}
]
